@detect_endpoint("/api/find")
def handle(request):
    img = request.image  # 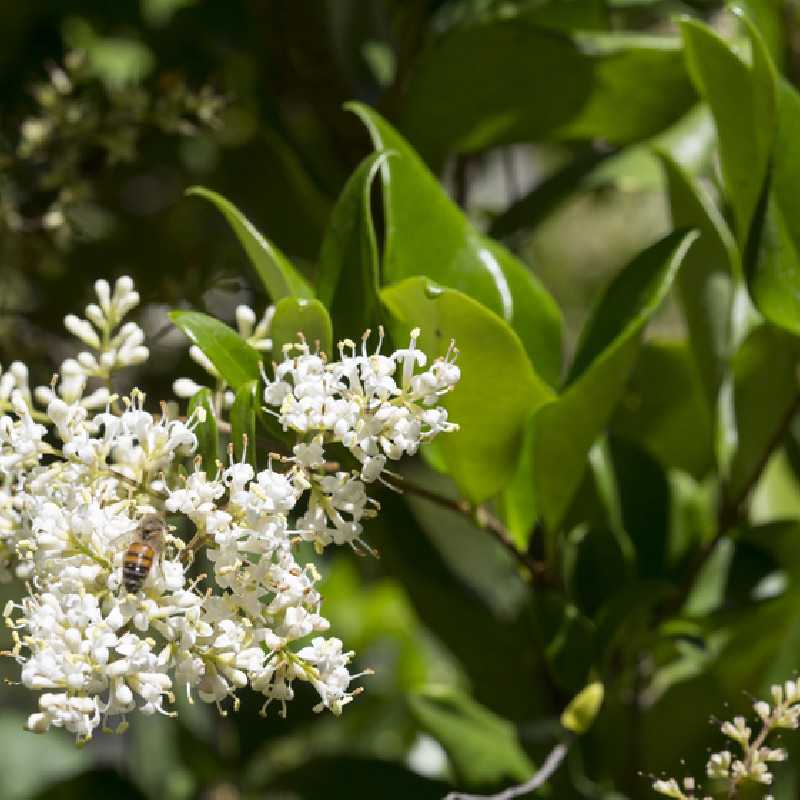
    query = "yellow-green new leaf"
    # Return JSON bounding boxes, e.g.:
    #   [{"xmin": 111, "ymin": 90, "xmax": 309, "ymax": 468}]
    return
[{"xmin": 561, "ymin": 681, "xmax": 605, "ymax": 734}]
